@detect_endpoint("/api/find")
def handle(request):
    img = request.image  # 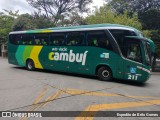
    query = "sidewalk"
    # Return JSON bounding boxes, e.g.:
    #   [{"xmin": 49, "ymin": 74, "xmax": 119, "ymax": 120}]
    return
[
  {"xmin": 0, "ymin": 56, "xmax": 7, "ymax": 59},
  {"xmin": 151, "ymin": 72, "xmax": 160, "ymax": 75}
]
